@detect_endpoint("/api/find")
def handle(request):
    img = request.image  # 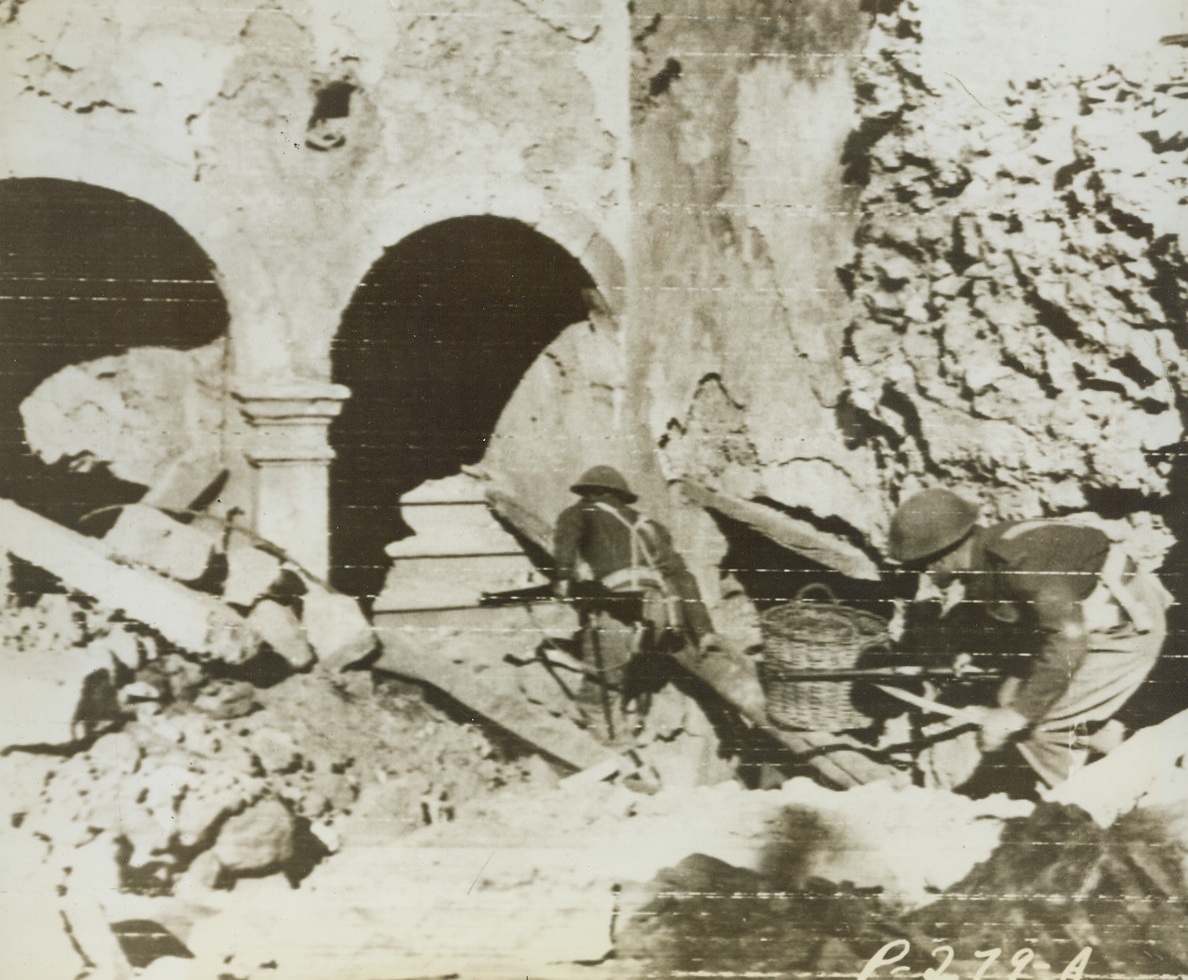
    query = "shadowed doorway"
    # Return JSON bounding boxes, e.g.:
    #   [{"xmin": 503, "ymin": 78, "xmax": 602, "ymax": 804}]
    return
[{"xmin": 330, "ymin": 216, "xmax": 595, "ymax": 603}]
